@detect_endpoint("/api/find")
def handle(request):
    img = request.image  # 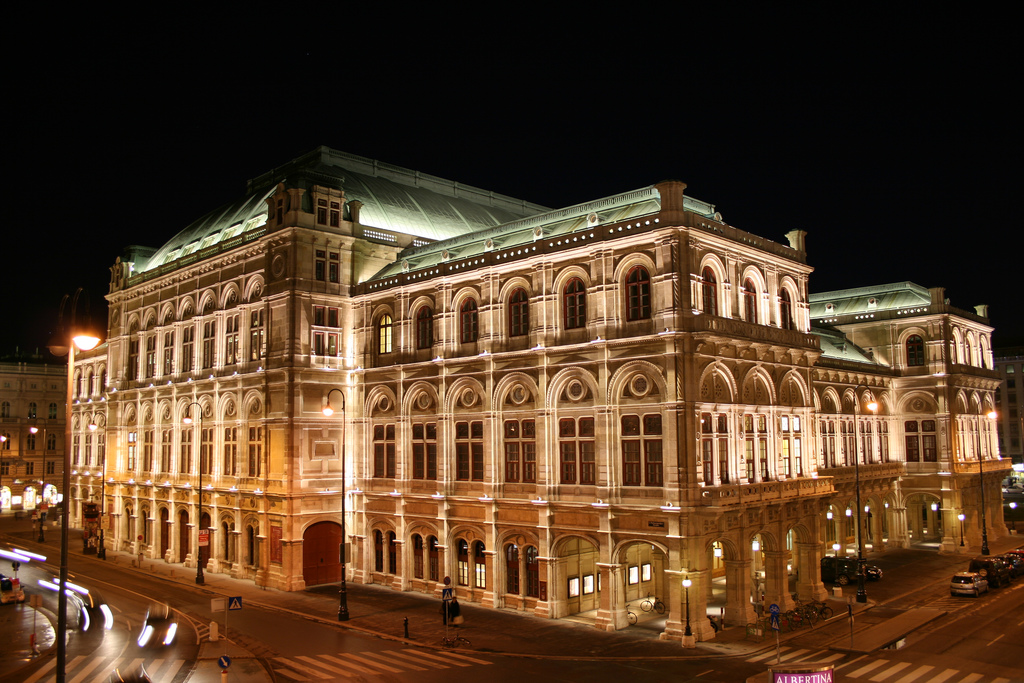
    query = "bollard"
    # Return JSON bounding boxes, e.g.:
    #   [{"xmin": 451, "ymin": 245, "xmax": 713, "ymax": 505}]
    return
[
  {"xmin": 403, "ymin": 617, "xmax": 409, "ymax": 639},
  {"xmin": 209, "ymin": 621, "xmax": 219, "ymax": 642},
  {"xmin": 221, "ymin": 670, "xmax": 228, "ymax": 683}
]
